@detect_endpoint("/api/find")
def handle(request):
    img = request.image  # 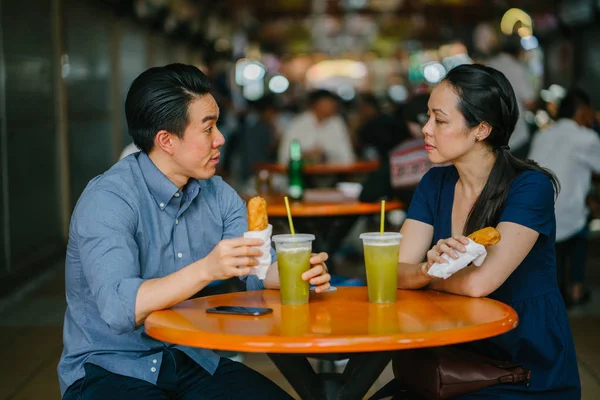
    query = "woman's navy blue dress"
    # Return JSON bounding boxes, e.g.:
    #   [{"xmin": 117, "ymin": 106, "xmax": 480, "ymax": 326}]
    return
[{"xmin": 407, "ymin": 165, "xmax": 580, "ymax": 399}]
